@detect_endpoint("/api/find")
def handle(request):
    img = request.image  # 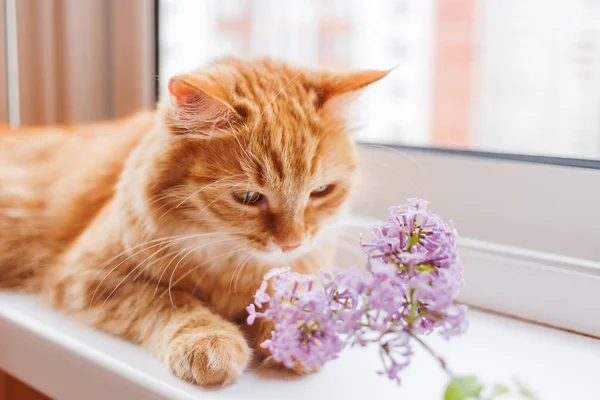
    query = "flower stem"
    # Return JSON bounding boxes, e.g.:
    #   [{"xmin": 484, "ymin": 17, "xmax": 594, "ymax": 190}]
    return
[
  {"xmin": 407, "ymin": 330, "xmax": 455, "ymax": 379},
  {"xmin": 408, "ymin": 289, "xmax": 416, "ymax": 320}
]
